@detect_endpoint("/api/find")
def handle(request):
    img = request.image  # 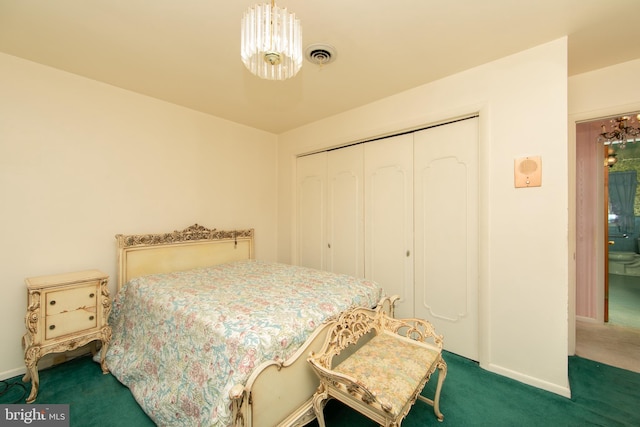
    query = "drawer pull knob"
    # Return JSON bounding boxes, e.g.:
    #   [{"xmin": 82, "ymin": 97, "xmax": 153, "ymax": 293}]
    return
[
  {"xmin": 50, "ymin": 300, "xmax": 56, "ymax": 305},
  {"xmin": 89, "ymin": 293, "xmax": 95, "ymax": 298},
  {"xmin": 49, "ymin": 325, "xmax": 55, "ymax": 330},
  {"xmin": 89, "ymin": 316, "xmax": 95, "ymax": 321}
]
